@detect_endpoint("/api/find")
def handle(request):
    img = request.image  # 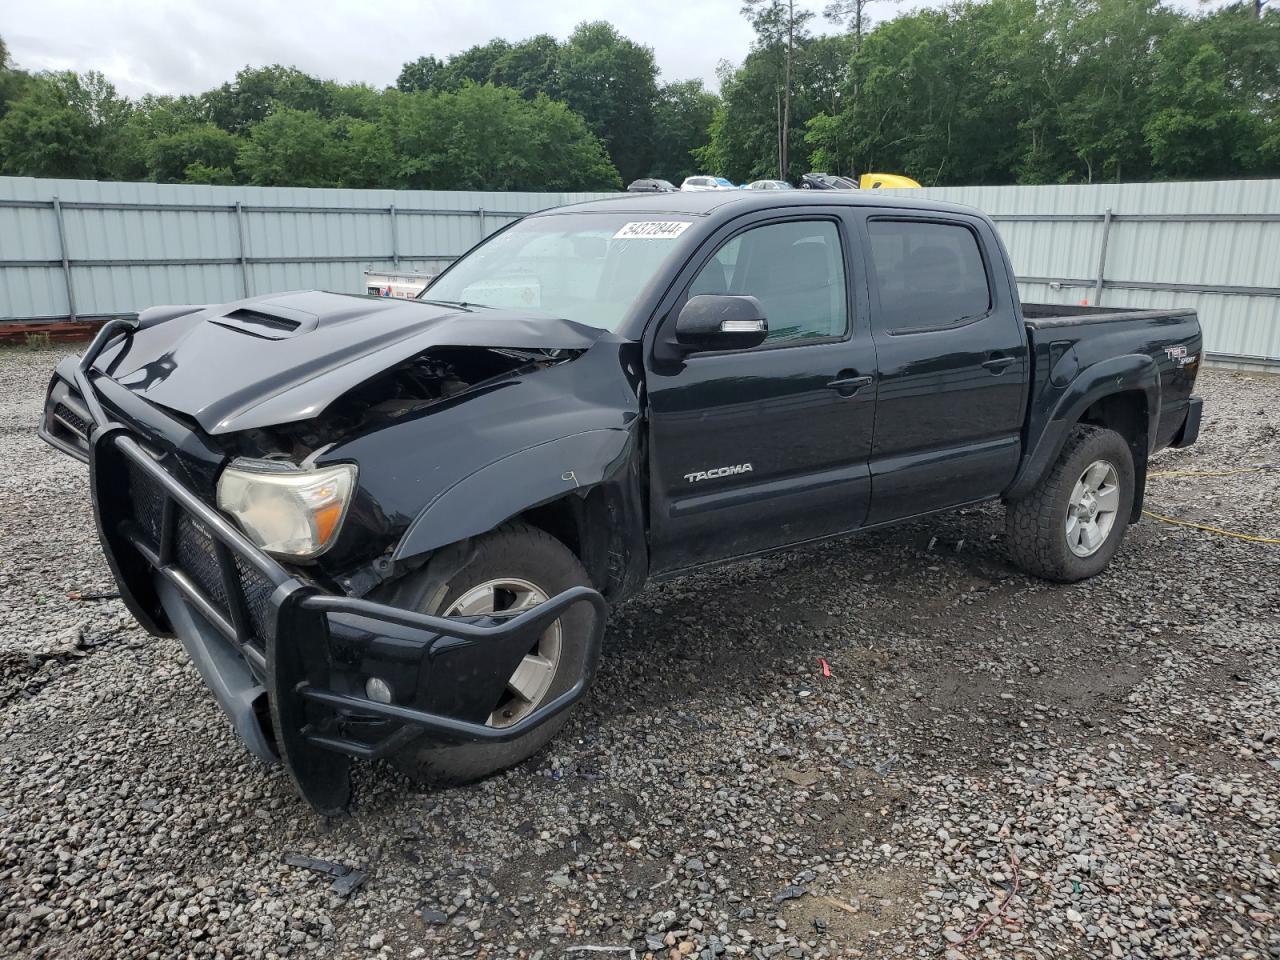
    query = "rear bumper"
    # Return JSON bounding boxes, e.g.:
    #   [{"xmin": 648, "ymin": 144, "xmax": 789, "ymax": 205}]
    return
[
  {"xmin": 1171, "ymin": 395, "xmax": 1203, "ymax": 448},
  {"xmin": 44, "ymin": 322, "xmax": 608, "ymax": 813}
]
